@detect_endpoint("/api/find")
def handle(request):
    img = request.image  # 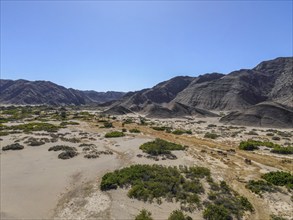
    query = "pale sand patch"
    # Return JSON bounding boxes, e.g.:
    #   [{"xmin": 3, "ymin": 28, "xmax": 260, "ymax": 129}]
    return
[{"xmin": 1, "ymin": 139, "xmax": 118, "ymax": 219}]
